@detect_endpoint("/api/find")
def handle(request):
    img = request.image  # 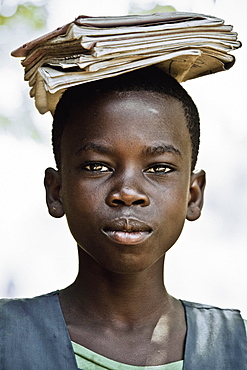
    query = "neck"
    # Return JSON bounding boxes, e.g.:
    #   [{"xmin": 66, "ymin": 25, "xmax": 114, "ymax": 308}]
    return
[{"xmin": 60, "ymin": 247, "xmax": 172, "ymax": 326}]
